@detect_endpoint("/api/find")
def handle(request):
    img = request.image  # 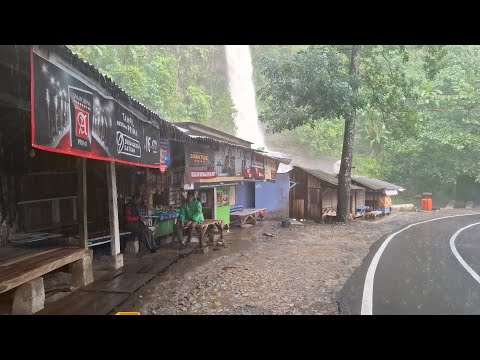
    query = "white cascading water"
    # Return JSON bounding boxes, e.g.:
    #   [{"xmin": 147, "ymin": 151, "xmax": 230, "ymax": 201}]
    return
[{"xmin": 225, "ymin": 45, "xmax": 265, "ymax": 149}]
